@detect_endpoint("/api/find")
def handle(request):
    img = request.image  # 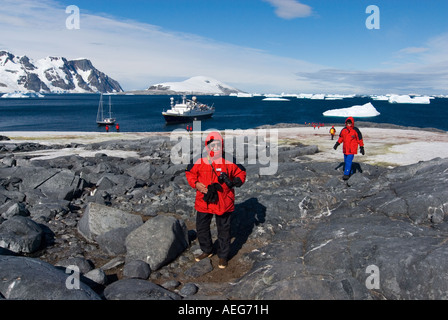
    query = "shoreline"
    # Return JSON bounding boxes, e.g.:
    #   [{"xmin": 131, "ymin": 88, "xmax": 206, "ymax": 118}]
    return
[{"xmin": 1, "ymin": 123, "xmax": 448, "ymax": 168}]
